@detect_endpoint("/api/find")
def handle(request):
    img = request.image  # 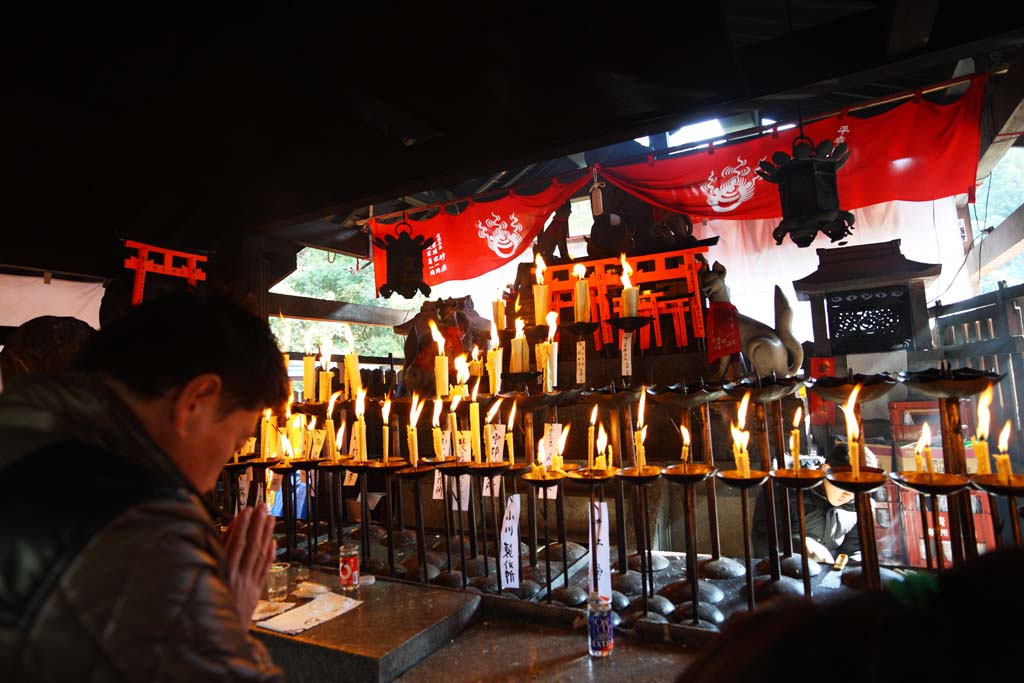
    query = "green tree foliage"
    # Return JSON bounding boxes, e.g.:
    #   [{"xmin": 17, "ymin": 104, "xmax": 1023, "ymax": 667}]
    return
[
  {"xmin": 267, "ymin": 248, "xmax": 426, "ymax": 358},
  {"xmin": 978, "ymin": 149, "xmax": 1024, "ymax": 293}
]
